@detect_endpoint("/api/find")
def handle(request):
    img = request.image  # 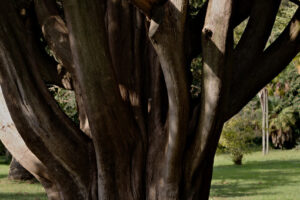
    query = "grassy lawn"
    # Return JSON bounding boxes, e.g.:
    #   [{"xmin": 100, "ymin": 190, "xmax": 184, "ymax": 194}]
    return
[
  {"xmin": 0, "ymin": 150, "xmax": 299, "ymax": 199},
  {"xmin": 0, "ymin": 157, "xmax": 47, "ymax": 200},
  {"xmin": 210, "ymin": 149, "xmax": 300, "ymax": 200}
]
